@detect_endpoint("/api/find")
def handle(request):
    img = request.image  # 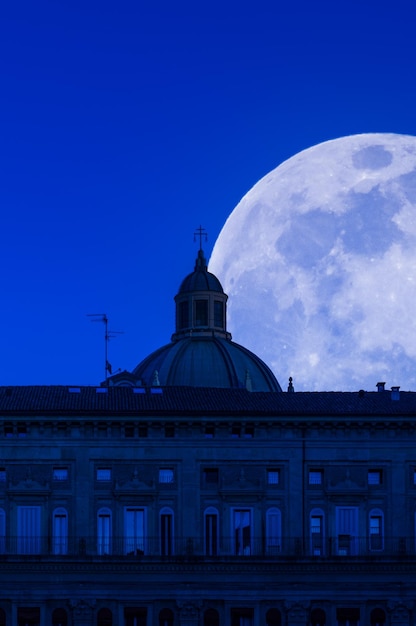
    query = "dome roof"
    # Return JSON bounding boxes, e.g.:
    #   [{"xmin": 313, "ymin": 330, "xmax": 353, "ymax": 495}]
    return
[
  {"xmin": 132, "ymin": 336, "xmax": 281, "ymax": 391},
  {"xmin": 178, "ymin": 249, "xmax": 224, "ymax": 294},
  {"xmin": 117, "ymin": 243, "xmax": 282, "ymax": 393}
]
